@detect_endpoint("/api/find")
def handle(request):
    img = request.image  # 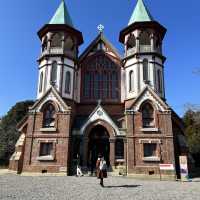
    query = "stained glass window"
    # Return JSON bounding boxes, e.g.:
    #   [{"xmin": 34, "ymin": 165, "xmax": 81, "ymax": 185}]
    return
[{"xmin": 82, "ymin": 55, "xmax": 119, "ymax": 100}]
